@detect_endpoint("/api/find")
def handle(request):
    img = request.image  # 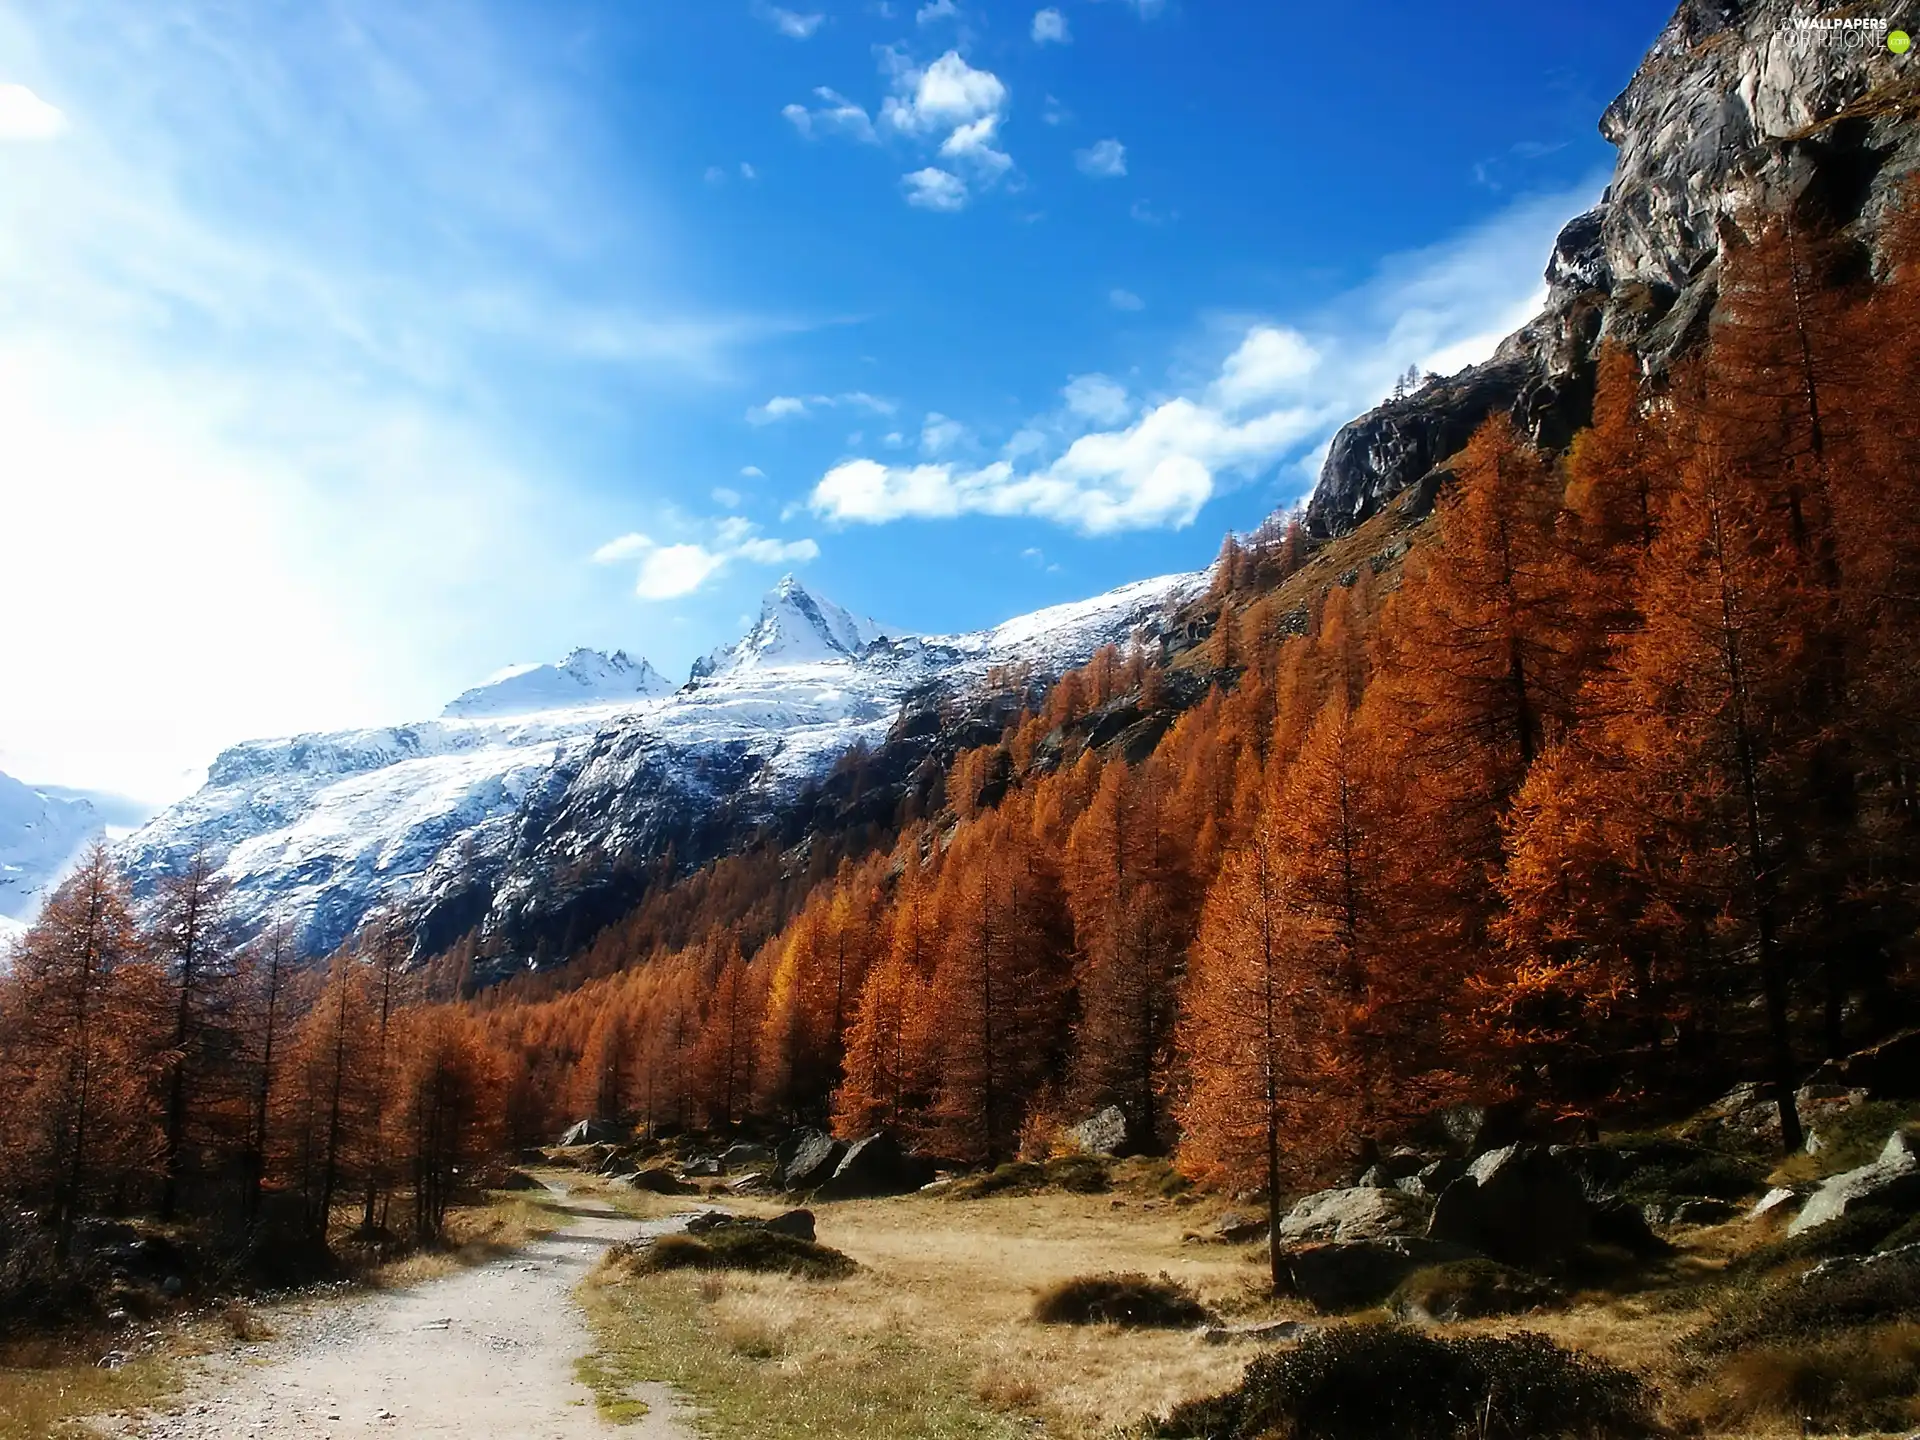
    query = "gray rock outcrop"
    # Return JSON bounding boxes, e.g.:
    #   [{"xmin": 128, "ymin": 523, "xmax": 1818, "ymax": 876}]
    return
[
  {"xmin": 1306, "ymin": 0, "xmax": 1920, "ymax": 539},
  {"xmin": 1788, "ymin": 1130, "xmax": 1920, "ymax": 1236},
  {"xmin": 1427, "ymin": 1144, "xmax": 1593, "ymax": 1269},
  {"xmin": 1276, "ymin": 1187, "xmax": 1431, "ymax": 1245}
]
